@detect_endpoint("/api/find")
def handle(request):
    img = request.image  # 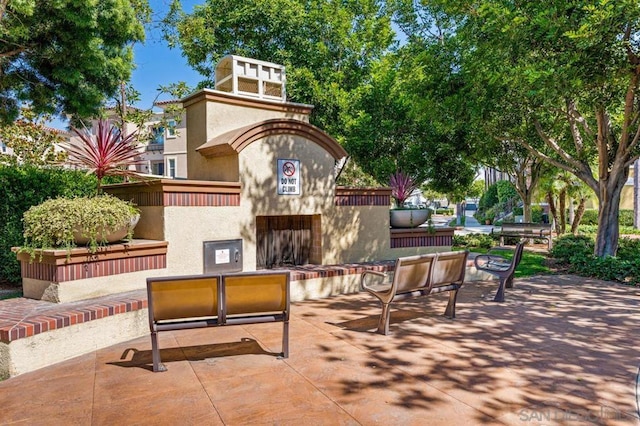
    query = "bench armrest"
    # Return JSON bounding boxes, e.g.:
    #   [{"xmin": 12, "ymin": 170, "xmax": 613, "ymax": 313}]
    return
[
  {"xmin": 361, "ymin": 270, "xmax": 388, "ymax": 291},
  {"xmin": 474, "ymin": 254, "xmax": 510, "ymax": 271}
]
